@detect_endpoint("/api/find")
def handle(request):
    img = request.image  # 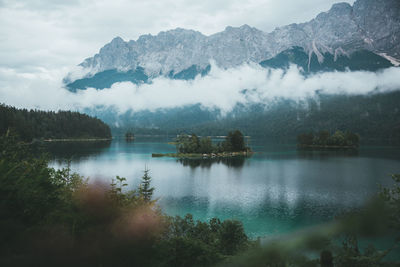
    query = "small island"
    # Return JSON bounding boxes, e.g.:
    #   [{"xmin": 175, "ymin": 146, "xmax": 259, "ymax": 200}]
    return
[
  {"xmin": 152, "ymin": 130, "xmax": 252, "ymax": 158},
  {"xmin": 297, "ymin": 130, "xmax": 360, "ymax": 150}
]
